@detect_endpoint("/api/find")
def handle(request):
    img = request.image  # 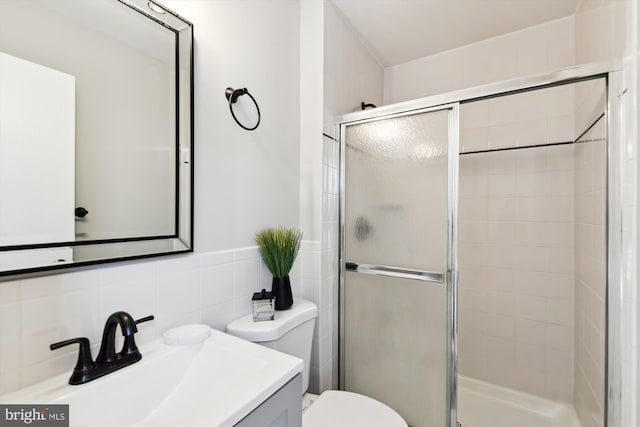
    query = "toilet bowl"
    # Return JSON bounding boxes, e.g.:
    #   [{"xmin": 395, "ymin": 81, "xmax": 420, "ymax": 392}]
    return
[{"xmin": 226, "ymin": 298, "xmax": 407, "ymax": 427}]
